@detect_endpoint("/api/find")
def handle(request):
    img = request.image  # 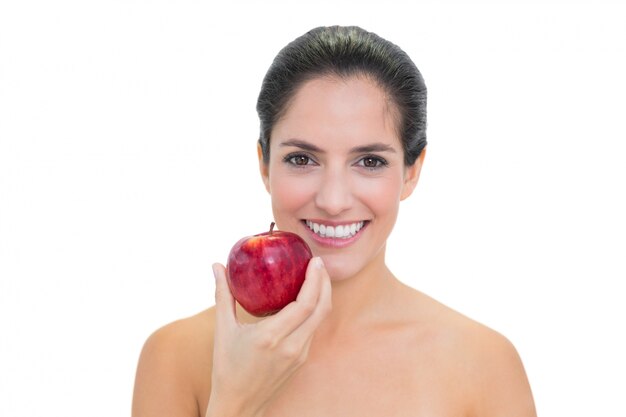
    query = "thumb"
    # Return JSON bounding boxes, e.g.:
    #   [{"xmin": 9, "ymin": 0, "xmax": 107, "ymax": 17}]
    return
[{"xmin": 212, "ymin": 263, "xmax": 236, "ymax": 327}]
